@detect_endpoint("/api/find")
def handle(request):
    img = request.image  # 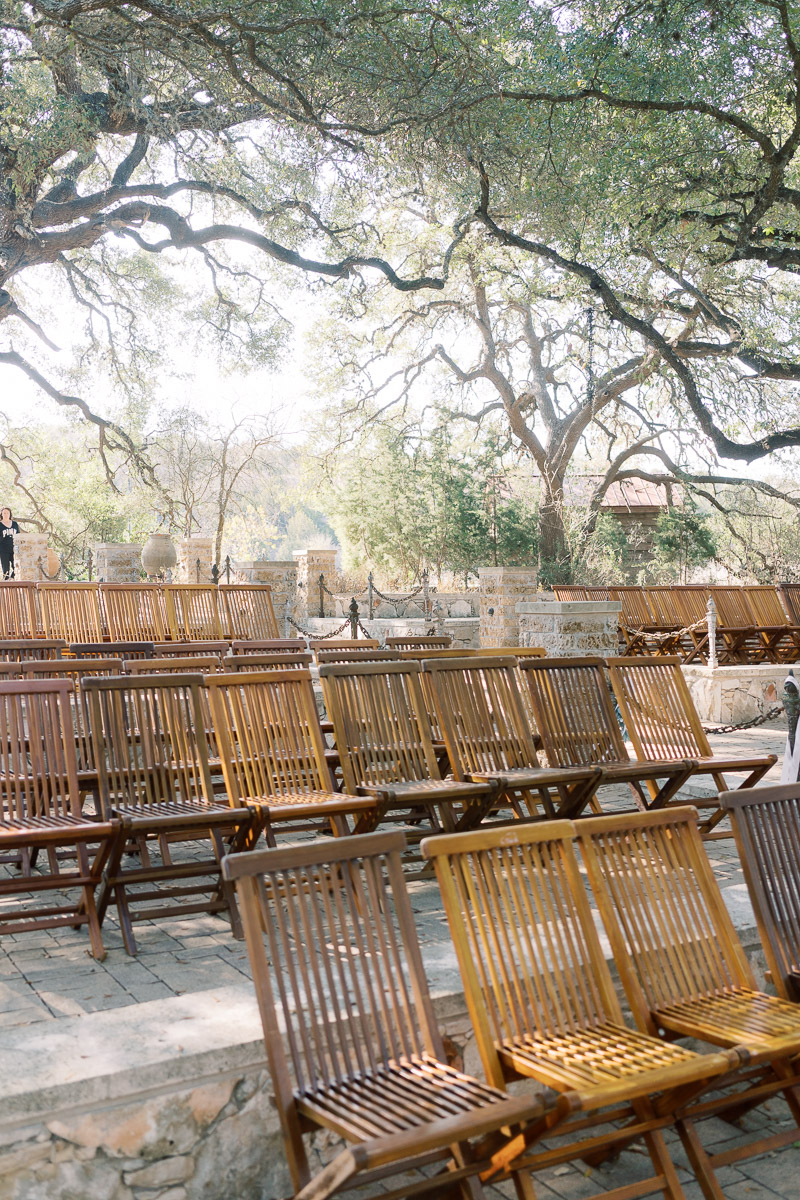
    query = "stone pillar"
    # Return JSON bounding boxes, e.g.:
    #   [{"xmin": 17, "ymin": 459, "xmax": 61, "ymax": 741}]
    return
[
  {"xmin": 177, "ymin": 538, "xmax": 214, "ymax": 583},
  {"xmin": 293, "ymin": 548, "xmax": 338, "ymax": 618},
  {"xmin": 478, "ymin": 567, "xmax": 539, "ymax": 647},
  {"xmin": 232, "ymin": 560, "xmax": 300, "ymax": 632},
  {"xmin": 14, "ymin": 533, "xmax": 49, "ymax": 581},
  {"xmin": 516, "ymin": 599, "xmax": 621, "ymax": 658},
  {"xmin": 94, "ymin": 543, "xmax": 143, "ymax": 583}
]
